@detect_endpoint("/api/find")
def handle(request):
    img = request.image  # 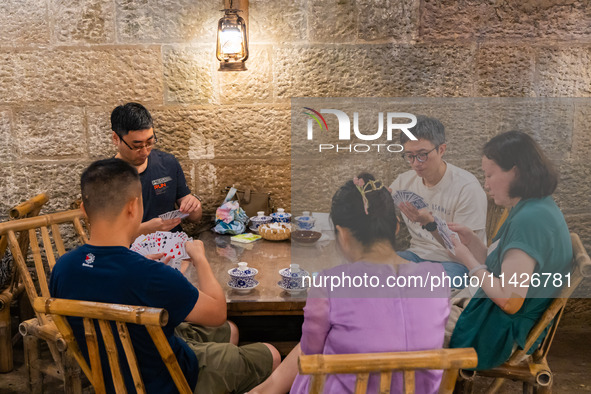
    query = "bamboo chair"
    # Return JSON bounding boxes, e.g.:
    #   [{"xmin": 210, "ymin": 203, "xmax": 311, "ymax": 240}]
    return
[
  {"xmin": 485, "ymin": 197, "xmax": 508, "ymax": 247},
  {"xmin": 0, "ymin": 209, "xmax": 89, "ymax": 393},
  {"xmin": 298, "ymin": 348, "xmax": 478, "ymax": 394},
  {"xmin": 32, "ymin": 297, "xmax": 193, "ymax": 394},
  {"xmin": 458, "ymin": 233, "xmax": 591, "ymax": 394},
  {"xmin": 0, "ymin": 193, "xmax": 49, "ymax": 372}
]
